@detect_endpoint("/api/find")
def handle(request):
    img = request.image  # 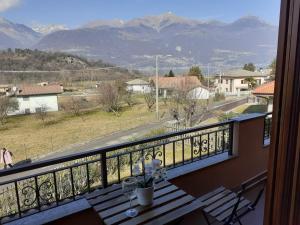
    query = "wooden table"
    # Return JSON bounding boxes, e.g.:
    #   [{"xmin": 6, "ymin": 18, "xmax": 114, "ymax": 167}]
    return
[{"xmin": 86, "ymin": 181, "xmax": 204, "ymax": 225}]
